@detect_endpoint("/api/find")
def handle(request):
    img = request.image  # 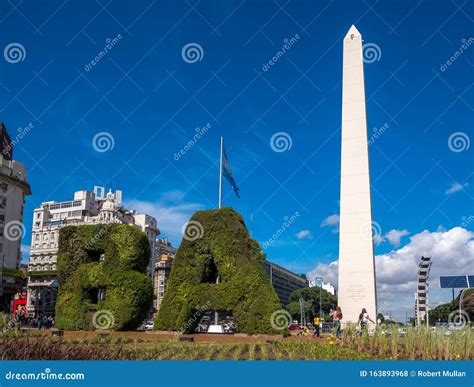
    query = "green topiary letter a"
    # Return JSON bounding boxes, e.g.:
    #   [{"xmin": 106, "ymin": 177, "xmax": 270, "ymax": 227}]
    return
[{"xmin": 155, "ymin": 207, "xmax": 282, "ymax": 334}]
